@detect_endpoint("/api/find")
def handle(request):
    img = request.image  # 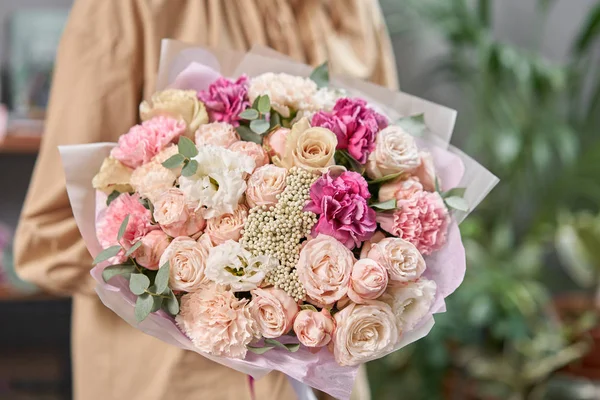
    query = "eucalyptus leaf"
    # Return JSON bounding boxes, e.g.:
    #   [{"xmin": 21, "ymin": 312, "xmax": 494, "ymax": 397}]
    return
[
  {"xmin": 250, "ymin": 119, "xmax": 270, "ymax": 135},
  {"xmin": 155, "ymin": 262, "xmax": 170, "ymax": 294},
  {"xmin": 93, "ymin": 246, "xmax": 122, "ymax": 265},
  {"xmin": 300, "ymin": 304, "xmax": 318, "ymax": 312},
  {"xmin": 264, "ymin": 338, "xmax": 288, "ymax": 350},
  {"xmin": 181, "ymin": 159, "xmax": 198, "ymax": 177},
  {"xmin": 129, "ymin": 273, "xmax": 151, "ymax": 295},
  {"xmin": 310, "ymin": 61, "xmax": 329, "ymax": 88},
  {"xmin": 367, "ymin": 172, "xmax": 404, "ymax": 185},
  {"xmin": 371, "ymin": 199, "xmax": 397, "ymax": 211},
  {"xmin": 236, "ymin": 125, "xmax": 263, "ymax": 144},
  {"xmin": 124, "ymin": 240, "xmax": 142, "ymax": 257},
  {"xmin": 270, "ymin": 112, "xmax": 282, "ymax": 129},
  {"xmin": 442, "ymin": 187, "xmax": 467, "ymax": 198},
  {"xmin": 101, "ymin": 263, "xmax": 135, "ymax": 282},
  {"xmin": 247, "ymin": 346, "xmax": 275, "ymax": 355},
  {"xmin": 284, "ymin": 343, "xmax": 300, "ymax": 353},
  {"xmin": 163, "ymin": 289, "xmax": 180, "ymax": 315},
  {"xmin": 178, "ymin": 136, "xmax": 198, "ymax": 158},
  {"xmin": 135, "ymin": 293, "xmax": 154, "ymax": 322},
  {"xmin": 239, "ymin": 108, "xmax": 259, "ymax": 120},
  {"xmin": 162, "ymin": 154, "xmax": 186, "ymax": 169},
  {"xmin": 257, "ymin": 95, "xmax": 271, "ymax": 114},
  {"xmin": 106, "ymin": 190, "xmax": 121, "ymax": 206},
  {"xmin": 396, "ymin": 114, "xmax": 426, "ymax": 136},
  {"xmin": 334, "ymin": 150, "xmax": 364, "ymax": 174},
  {"xmin": 117, "ymin": 215, "xmax": 130, "ymax": 241},
  {"xmin": 148, "ymin": 287, "xmax": 163, "ymax": 312},
  {"xmin": 445, "ymin": 196, "xmax": 470, "ymax": 212}
]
